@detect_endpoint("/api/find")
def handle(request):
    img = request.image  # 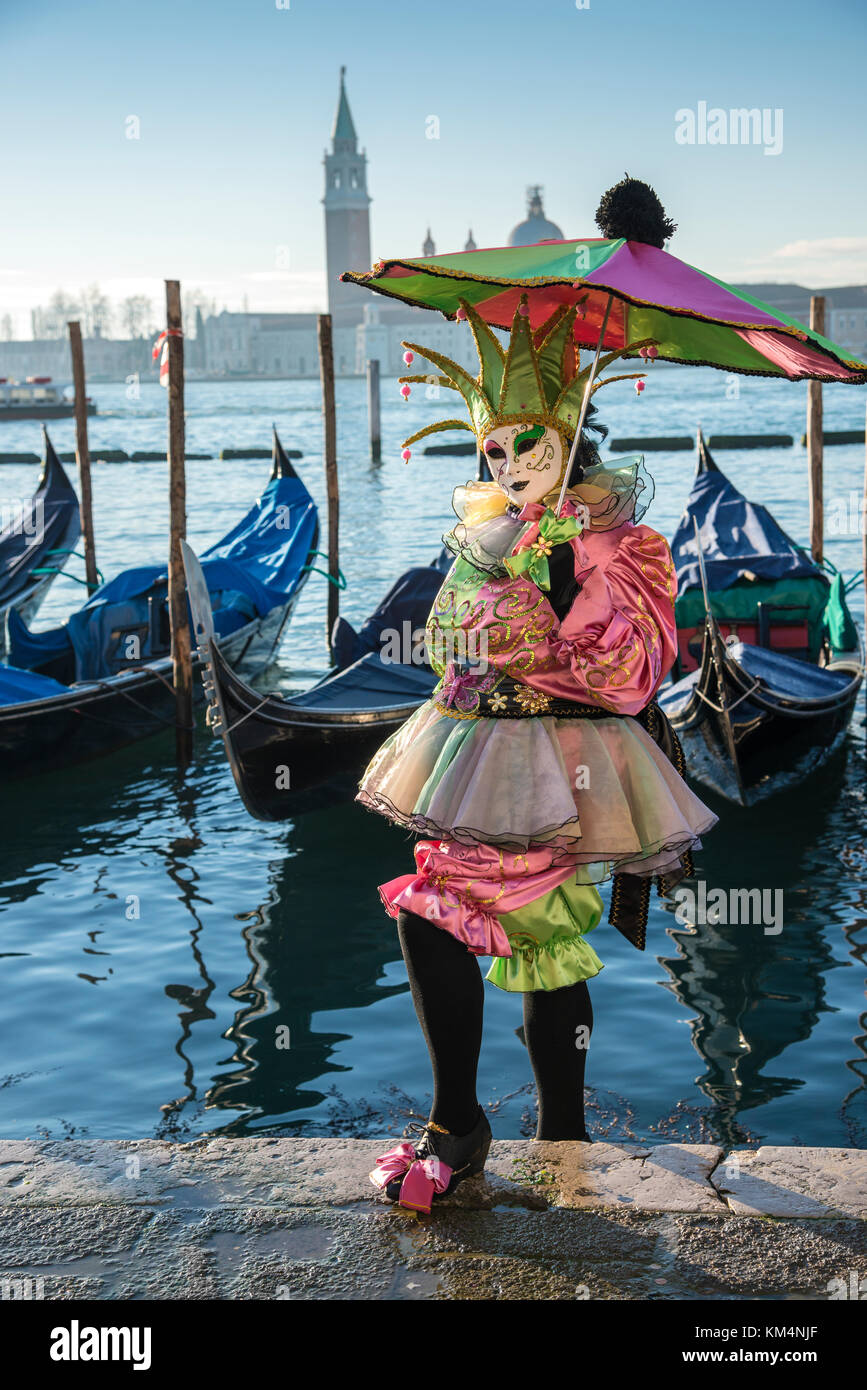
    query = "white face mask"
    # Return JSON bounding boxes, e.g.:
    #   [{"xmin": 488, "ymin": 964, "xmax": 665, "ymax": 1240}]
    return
[{"xmin": 482, "ymin": 424, "xmax": 565, "ymax": 507}]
